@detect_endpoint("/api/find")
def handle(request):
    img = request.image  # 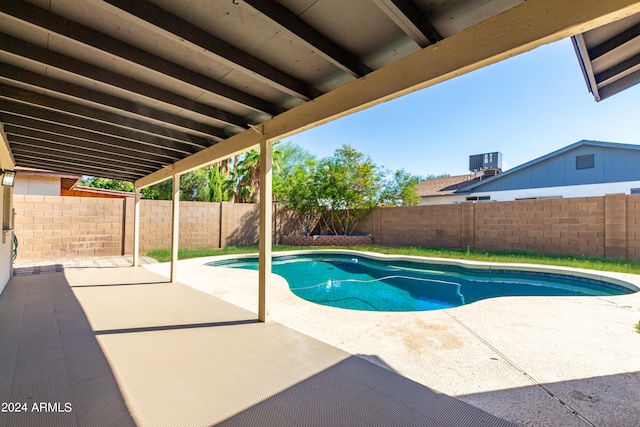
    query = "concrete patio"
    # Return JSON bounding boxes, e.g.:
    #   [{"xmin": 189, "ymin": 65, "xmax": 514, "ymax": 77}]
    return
[
  {"xmin": 145, "ymin": 253, "xmax": 640, "ymax": 427},
  {"xmin": 0, "ymin": 264, "xmax": 515, "ymax": 427}
]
